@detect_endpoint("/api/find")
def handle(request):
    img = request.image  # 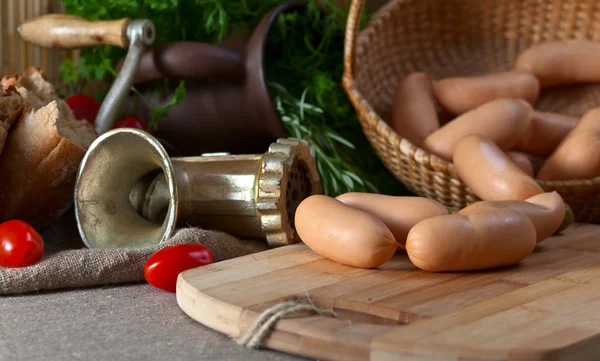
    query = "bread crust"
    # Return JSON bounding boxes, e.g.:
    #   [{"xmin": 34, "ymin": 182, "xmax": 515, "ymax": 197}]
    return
[
  {"xmin": 2, "ymin": 67, "xmax": 56, "ymax": 112},
  {"xmin": 0, "ymin": 67, "xmax": 96, "ymax": 230},
  {"xmin": 0, "ymin": 102, "xmax": 87, "ymax": 229}
]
